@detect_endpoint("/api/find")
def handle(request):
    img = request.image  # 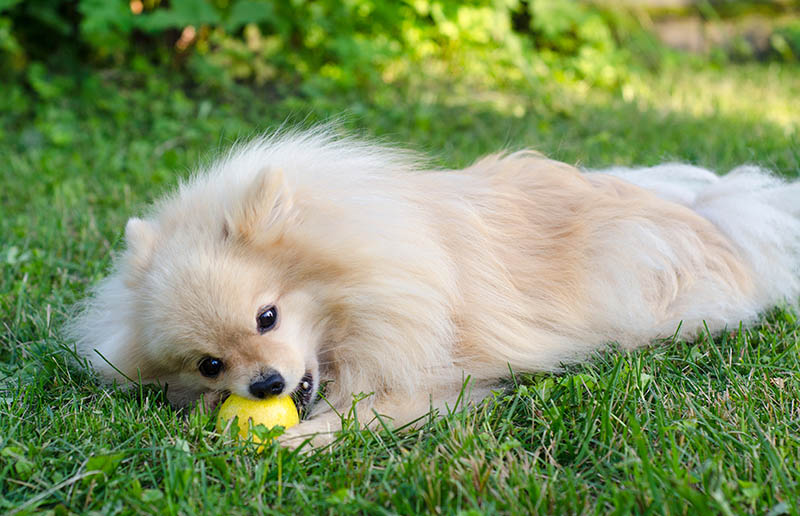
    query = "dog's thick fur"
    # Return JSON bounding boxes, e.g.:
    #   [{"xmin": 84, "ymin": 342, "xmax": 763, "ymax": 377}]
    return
[{"xmin": 67, "ymin": 129, "xmax": 800, "ymax": 447}]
